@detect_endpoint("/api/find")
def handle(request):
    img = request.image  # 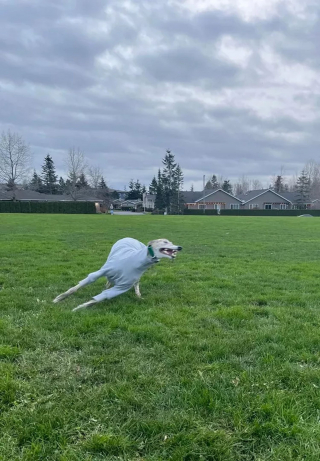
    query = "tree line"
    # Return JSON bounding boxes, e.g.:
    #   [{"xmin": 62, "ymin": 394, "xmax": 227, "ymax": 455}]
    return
[
  {"xmin": 29, "ymin": 149, "xmax": 116, "ymax": 203},
  {"xmin": 0, "ymin": 129, "xmax": 317, "ymax": 209}
]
